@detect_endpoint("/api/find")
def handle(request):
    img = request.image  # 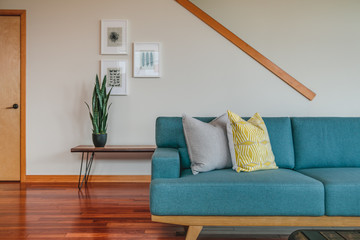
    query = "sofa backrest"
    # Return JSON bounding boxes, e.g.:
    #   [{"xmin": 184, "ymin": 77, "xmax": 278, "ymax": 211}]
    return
[
  {"xmin": 292, "ymin": 117, "xmax": 360, "ymax": 169},
  {"xmin": 156, "ymin": 116, "xmax": 295, "ymax": 170}
]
